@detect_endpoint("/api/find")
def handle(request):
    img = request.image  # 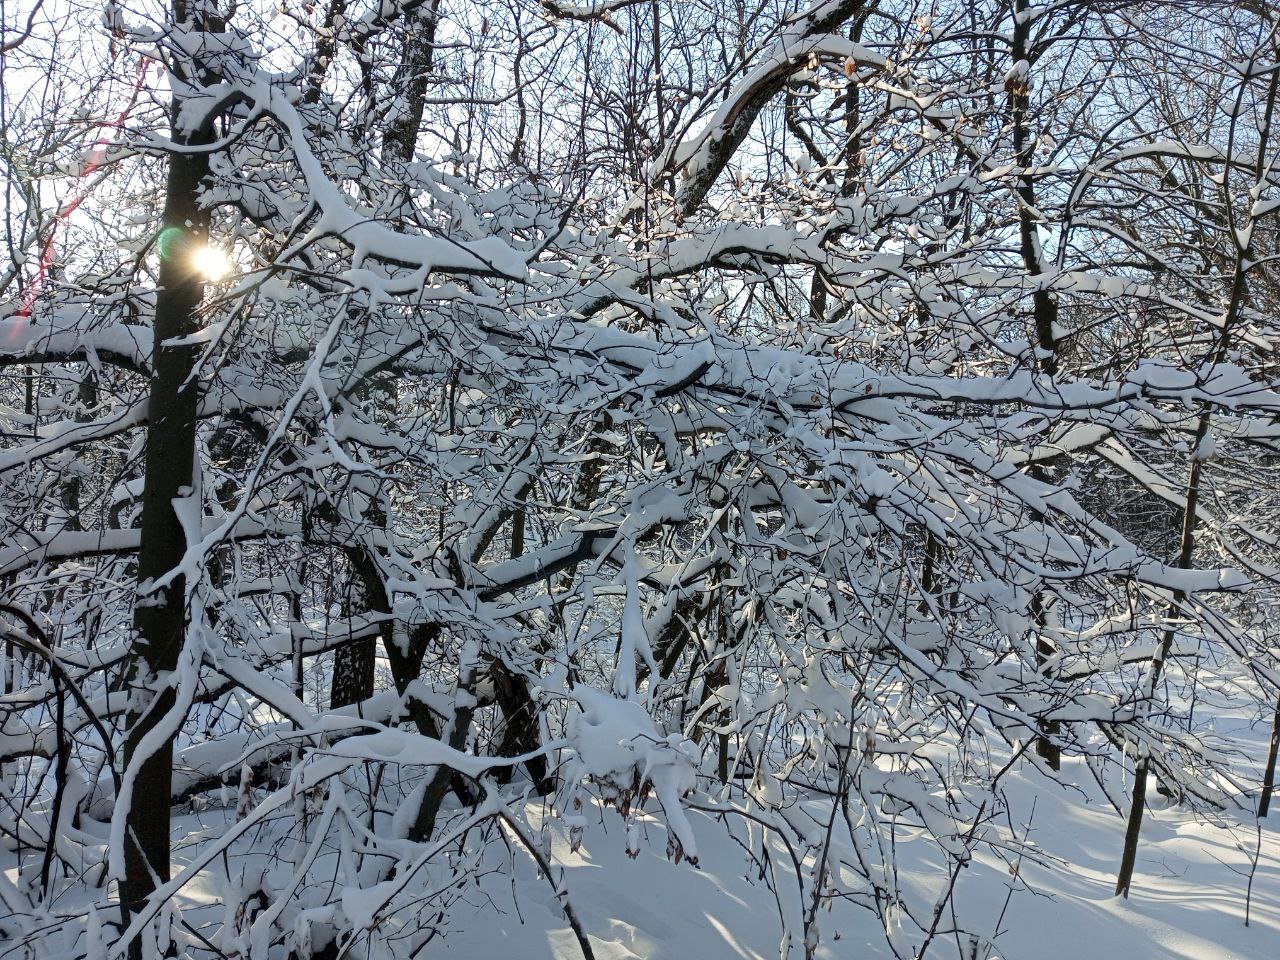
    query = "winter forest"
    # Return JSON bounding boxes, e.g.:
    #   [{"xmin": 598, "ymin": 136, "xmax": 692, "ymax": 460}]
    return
[{"xmin": 2, "ymin": 0, "xmax": 1280, "ymax": 957}]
